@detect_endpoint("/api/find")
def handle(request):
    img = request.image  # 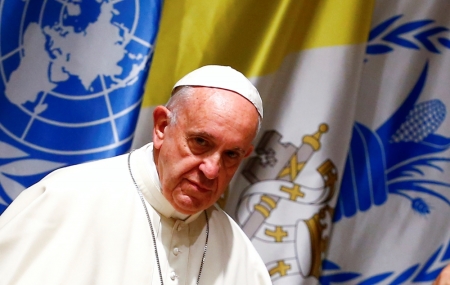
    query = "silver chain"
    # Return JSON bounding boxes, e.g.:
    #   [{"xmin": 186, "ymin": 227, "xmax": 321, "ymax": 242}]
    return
[{"xmin": 127, "ymin": 151, "xmax": 209, "ymax": 285}]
